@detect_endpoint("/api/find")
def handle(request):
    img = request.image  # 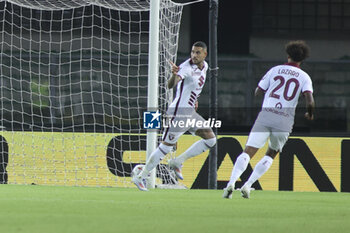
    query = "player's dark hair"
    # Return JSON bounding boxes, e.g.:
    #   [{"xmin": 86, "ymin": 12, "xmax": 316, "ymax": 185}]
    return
[
  {"xmin": 193, "ymin": 41, "xmax": 207, "ymax": 50},
  {"xmin": 285, "ymin": 40, "xmax": 310, "ymax": 62}
]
